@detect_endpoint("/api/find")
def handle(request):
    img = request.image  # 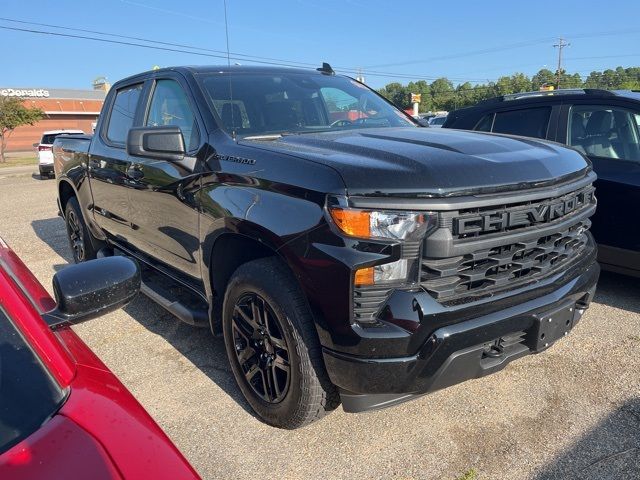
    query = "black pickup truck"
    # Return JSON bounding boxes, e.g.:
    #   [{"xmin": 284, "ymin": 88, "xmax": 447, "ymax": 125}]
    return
[{"xmin": 54, "ymin": 64, "xmax": 599, "ymax": 428}]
